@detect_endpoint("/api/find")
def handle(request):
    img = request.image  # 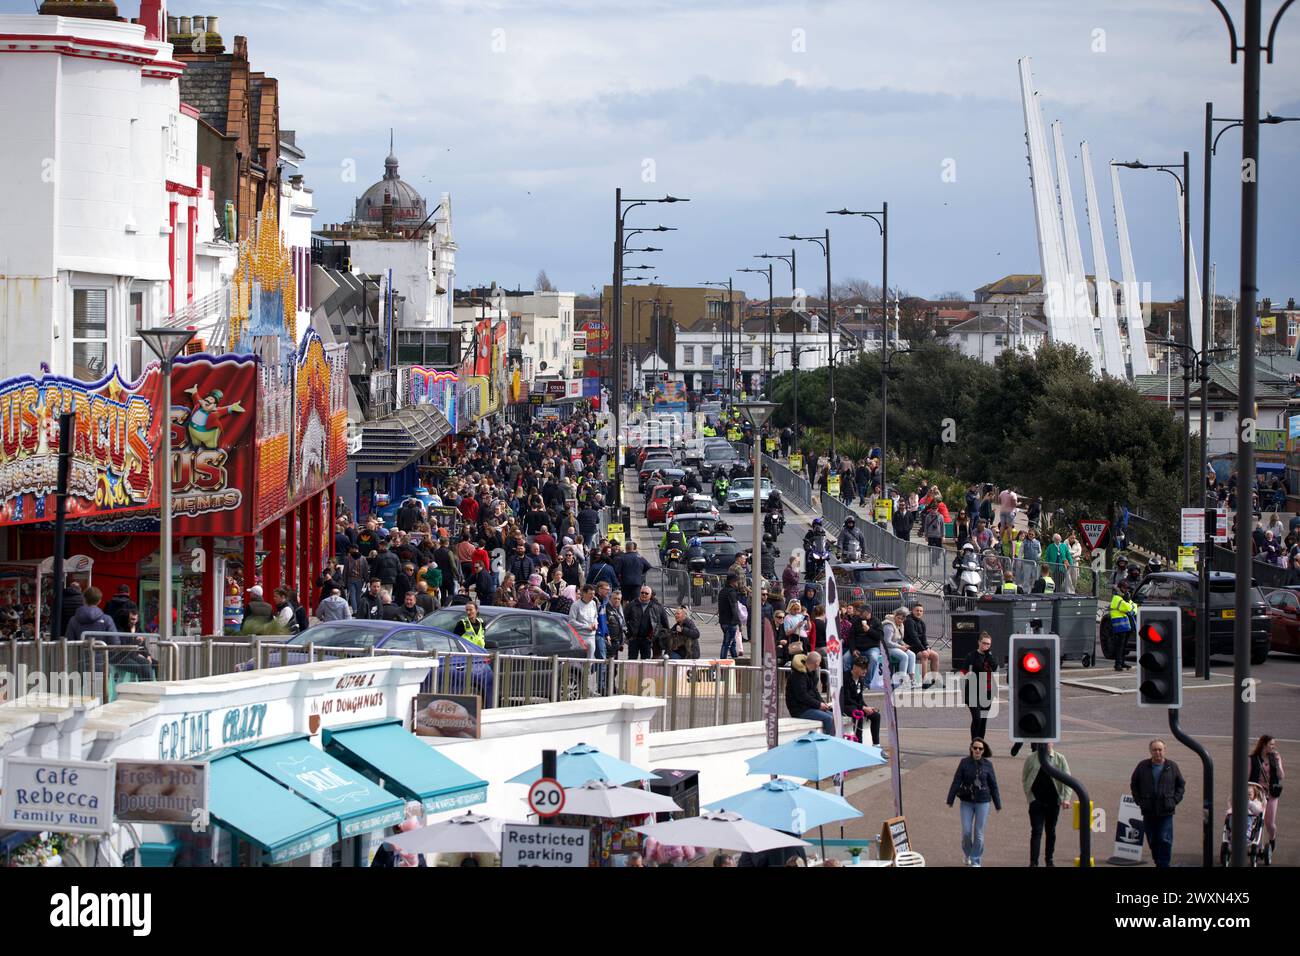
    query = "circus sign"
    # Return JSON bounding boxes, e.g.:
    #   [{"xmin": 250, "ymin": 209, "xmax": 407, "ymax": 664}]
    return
[{"xmin": 0, "ymin": 370, "xmax": 164, "ymax": 526}]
